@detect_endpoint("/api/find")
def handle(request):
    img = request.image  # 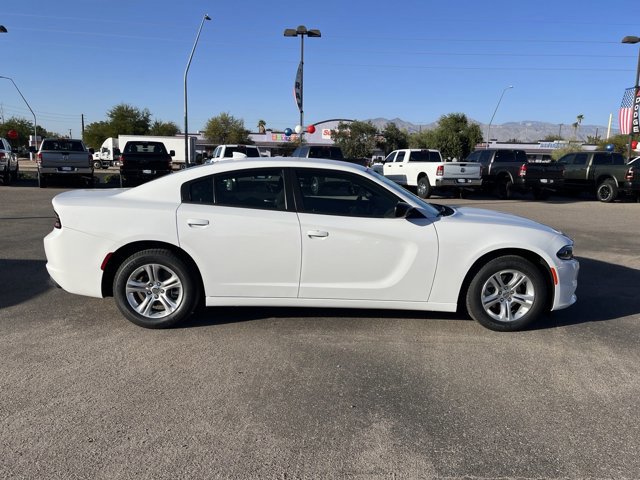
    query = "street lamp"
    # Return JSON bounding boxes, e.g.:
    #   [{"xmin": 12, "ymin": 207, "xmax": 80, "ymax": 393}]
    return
[
  {"xmin": 184, "ymin": 14, "xmax": 211, "ymax": 167},
  {"xmin": 284, "ymin": 25, "xmax": 321, "ymax": 141},
  {"xmin": 486, "ymin": 85, "xmax": 513, "ymax": 146},
  {"xmin": 621, "ymin": 35, "xmax": 640, "ymax": 158},
  {"xmin": 0, "ymin": 76, "xmax": 38, "ymax": 154}
]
